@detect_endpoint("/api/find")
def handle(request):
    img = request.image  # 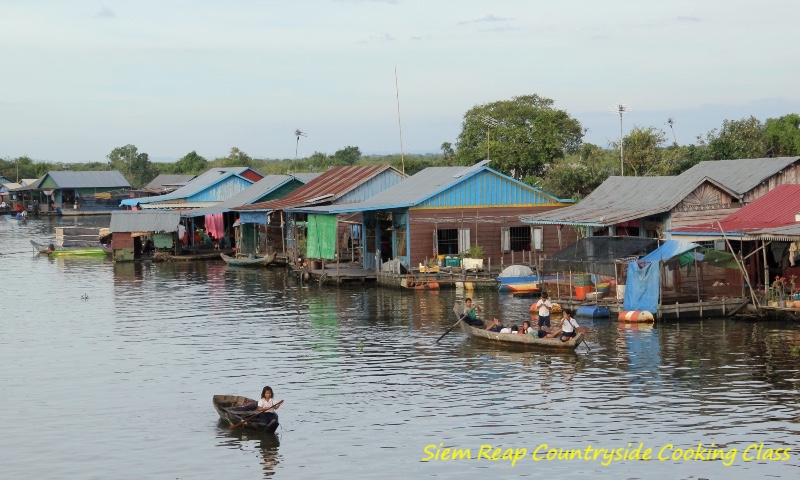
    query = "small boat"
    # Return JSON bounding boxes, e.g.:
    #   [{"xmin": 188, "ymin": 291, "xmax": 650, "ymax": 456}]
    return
[
  {"xmin": 213, "ymin": 395, "xmax": 279, "ymax": 433},
  {"xmin": 454, "ymin": 305, "xmax": 583, "ymax": 350},
  {"xmin": 497, "ymin": 265, "xmax": 540, "ymax": 293},
  {"xmin": 49, "ymin": 247, "xmax": 107, "ymax": 257},
  {"xmin": 5, "ymin": 214, "xmax": 27, "ymax": 224},
  {"xmin": 220, "ymin": 252, "xmax": 276, "ymax": 267},
  {"xmin": 31, "ymin": 239, "xmax": 107, "ymax": 256}
]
